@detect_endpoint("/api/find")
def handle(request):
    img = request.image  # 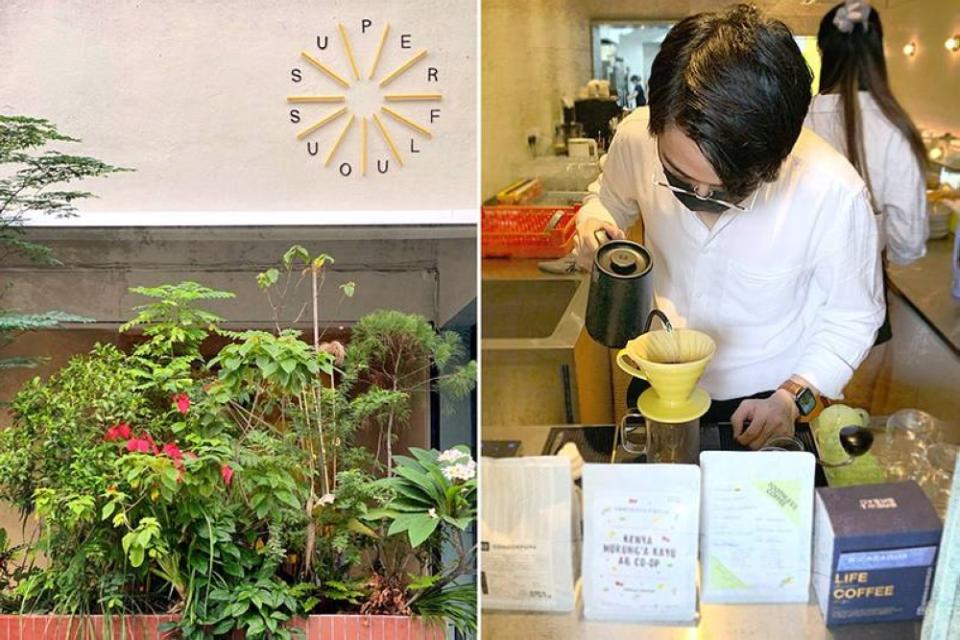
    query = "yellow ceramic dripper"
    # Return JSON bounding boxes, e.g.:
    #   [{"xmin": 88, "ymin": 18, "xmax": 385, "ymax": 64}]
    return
[{"xmin": 615, "ymin": 328, "xmax": 716, "ymax": 406}]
